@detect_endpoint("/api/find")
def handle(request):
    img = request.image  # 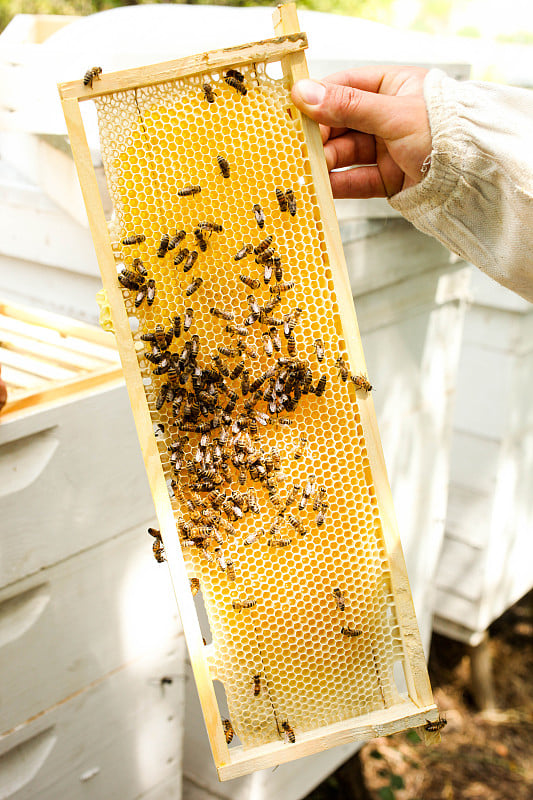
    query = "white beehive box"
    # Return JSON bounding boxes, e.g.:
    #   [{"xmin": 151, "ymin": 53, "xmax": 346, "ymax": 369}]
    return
[
  {"xmin": 0, "ymin": 303, "xmax": 186, "ymax": 800},
  {"xmin": 434, "ymin": 269, "xmax": 533, "ymax": 645}
]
